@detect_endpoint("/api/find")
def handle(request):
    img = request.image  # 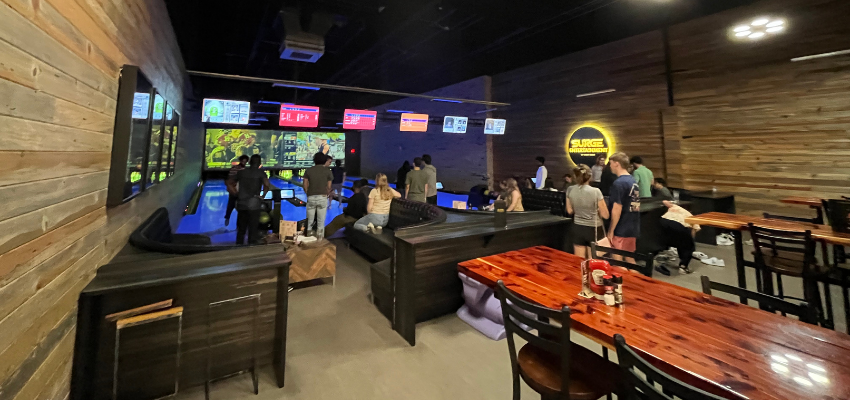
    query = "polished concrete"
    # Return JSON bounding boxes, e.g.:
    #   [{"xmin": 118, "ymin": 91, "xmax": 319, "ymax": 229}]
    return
[{"xmin": 173, "ymin": 237, "xmax": 846, "ymax": 399}]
